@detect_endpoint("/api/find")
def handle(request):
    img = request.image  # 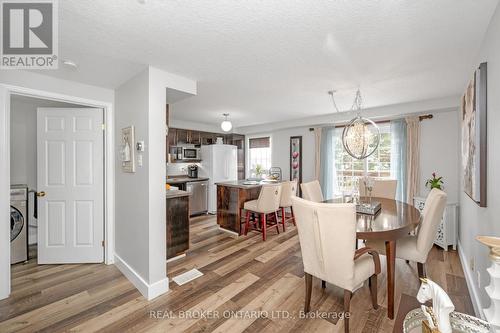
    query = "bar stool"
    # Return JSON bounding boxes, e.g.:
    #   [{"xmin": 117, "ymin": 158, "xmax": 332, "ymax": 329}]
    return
[
  {"xmin": 244, "ymin": 184, "xmax": 282, "ymax": 241},
  {"xmin": 279, "ymin": 180, "xmax": 297, "ymax": 232}
]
